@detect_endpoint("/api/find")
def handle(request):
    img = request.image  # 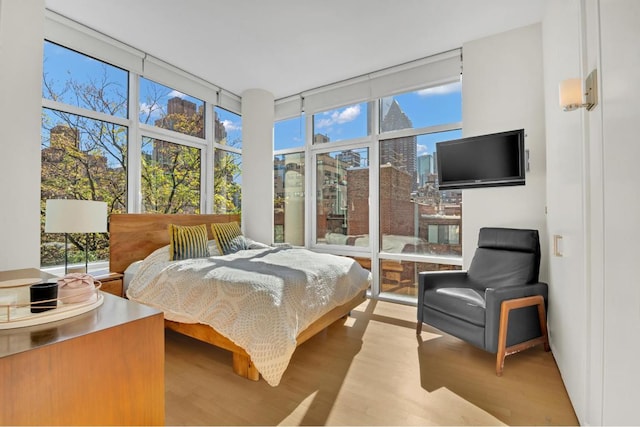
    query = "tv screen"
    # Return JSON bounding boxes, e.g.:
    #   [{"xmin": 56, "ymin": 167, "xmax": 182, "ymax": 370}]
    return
[{"xmin": 436, "ymin": 129, "xmax": 525, "ymax": 190}]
